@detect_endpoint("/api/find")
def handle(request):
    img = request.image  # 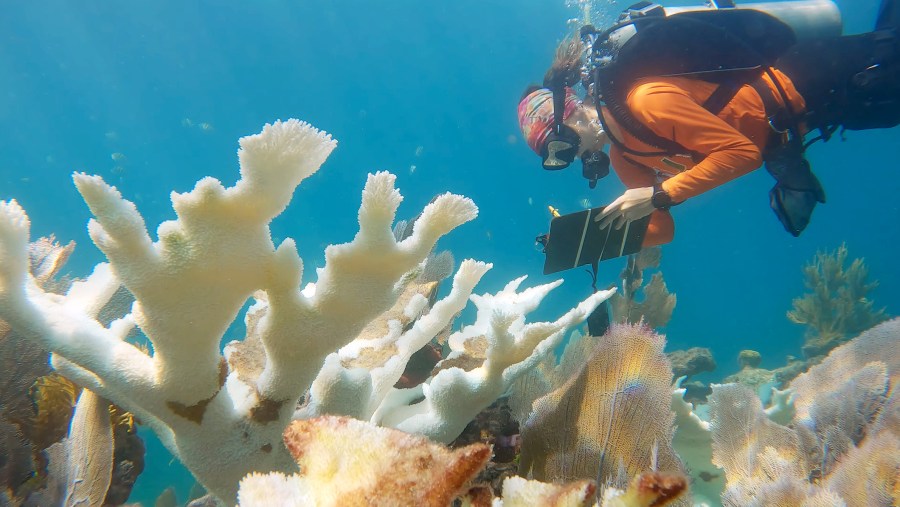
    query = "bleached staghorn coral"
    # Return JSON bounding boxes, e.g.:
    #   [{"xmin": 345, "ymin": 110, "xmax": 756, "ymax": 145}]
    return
[
  {"xmin": 0, "ymin": 119, "xmax": 609, "ymax": 502},
  {"xmin": 371, "ymin": 275, "xmax": 612, "ymax": 443}
]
